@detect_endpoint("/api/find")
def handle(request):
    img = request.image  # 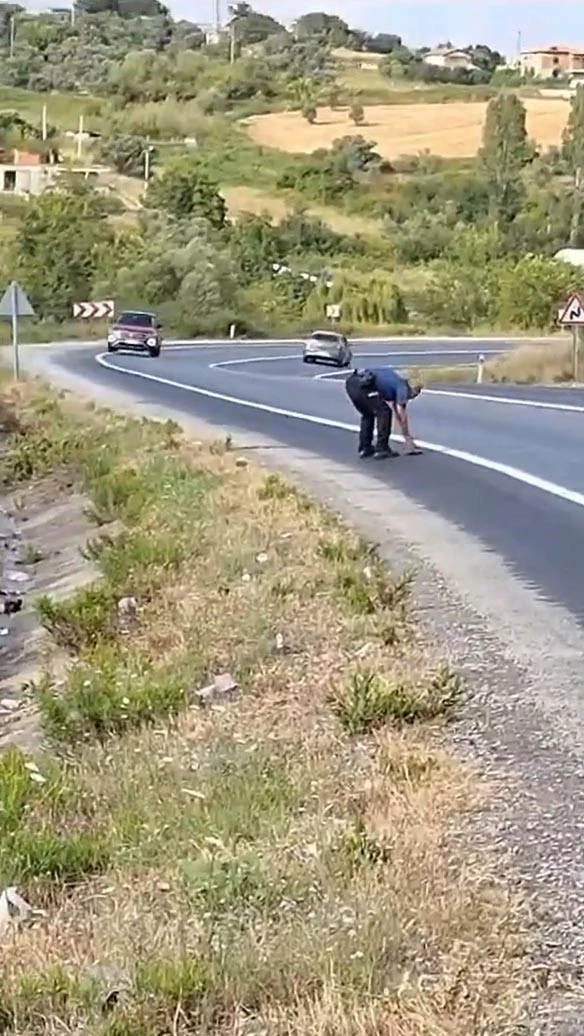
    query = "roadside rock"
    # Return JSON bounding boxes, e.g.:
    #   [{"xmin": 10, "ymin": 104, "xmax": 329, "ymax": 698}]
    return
[
  {"xmin": 195, "ymin": 672, "xmax": 238, "ymax": 707},
  {"xmin": 117, "ymin": 595, "xmax": 138, "ymax": 633},
  {"xmin": 85, "ymin": 963, "xmax": 132, "ymax": 1014},
  {"xmin": 0, "ymin": 887, "xmax": 35, "ymax": 941},
  {"xmin": 1, "ymin": 594, "xmax": 22, "ymax": 615}
]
